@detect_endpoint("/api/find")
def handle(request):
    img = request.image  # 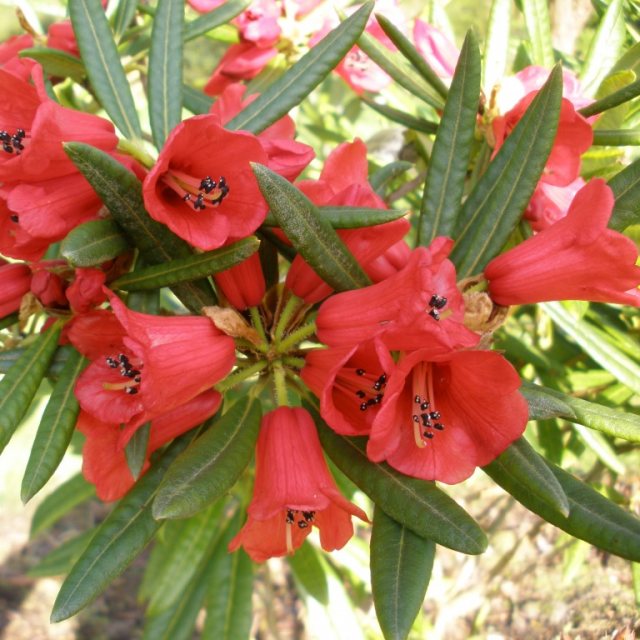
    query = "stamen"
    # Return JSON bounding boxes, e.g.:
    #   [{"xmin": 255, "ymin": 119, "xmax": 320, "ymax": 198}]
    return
[
  {"xmin": 411, "ymin": 362, "xmax": 445, "ymax": 447},
  {"xmin": 163, "ymin": 171, "xmax": 230, "ymax": 211},
  {"xmin": 0, "ymin": 128, "xmax": 28, "ymax": 155}
]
